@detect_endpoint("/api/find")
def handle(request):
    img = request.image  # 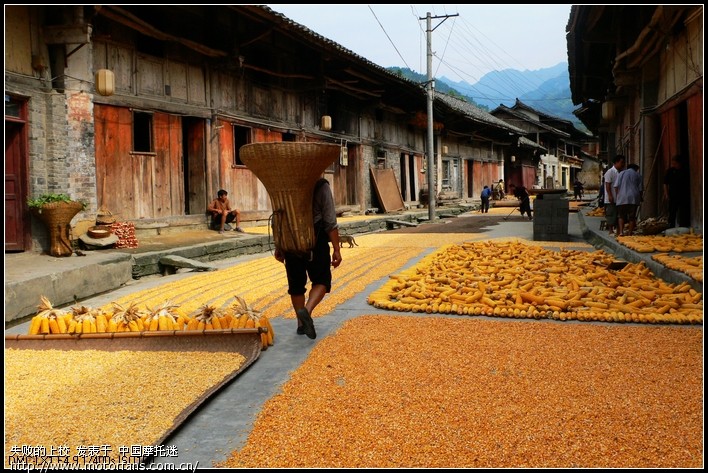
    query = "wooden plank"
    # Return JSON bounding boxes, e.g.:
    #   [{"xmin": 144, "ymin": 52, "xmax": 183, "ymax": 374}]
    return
[
  {"xmin": 153, "ymin": 112, "xmax": 171, "ymax": 217},
  {"xmin": 385, "ymin": 219, "xmax": 418, "ymax": 229},
  {"xmin": 370, "ymin": 166, "xmax": 405, "ymax": 212}
]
